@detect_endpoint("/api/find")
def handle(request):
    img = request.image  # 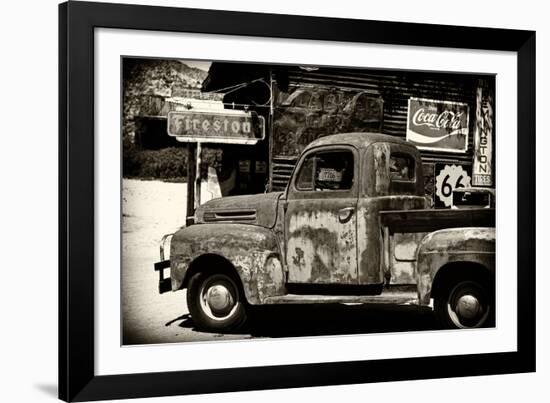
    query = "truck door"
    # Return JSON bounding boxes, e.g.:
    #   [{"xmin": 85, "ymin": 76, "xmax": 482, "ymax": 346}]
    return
[{"xmin": 284, "ymin": 147, "xmax": 358, "ymax": 284}]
